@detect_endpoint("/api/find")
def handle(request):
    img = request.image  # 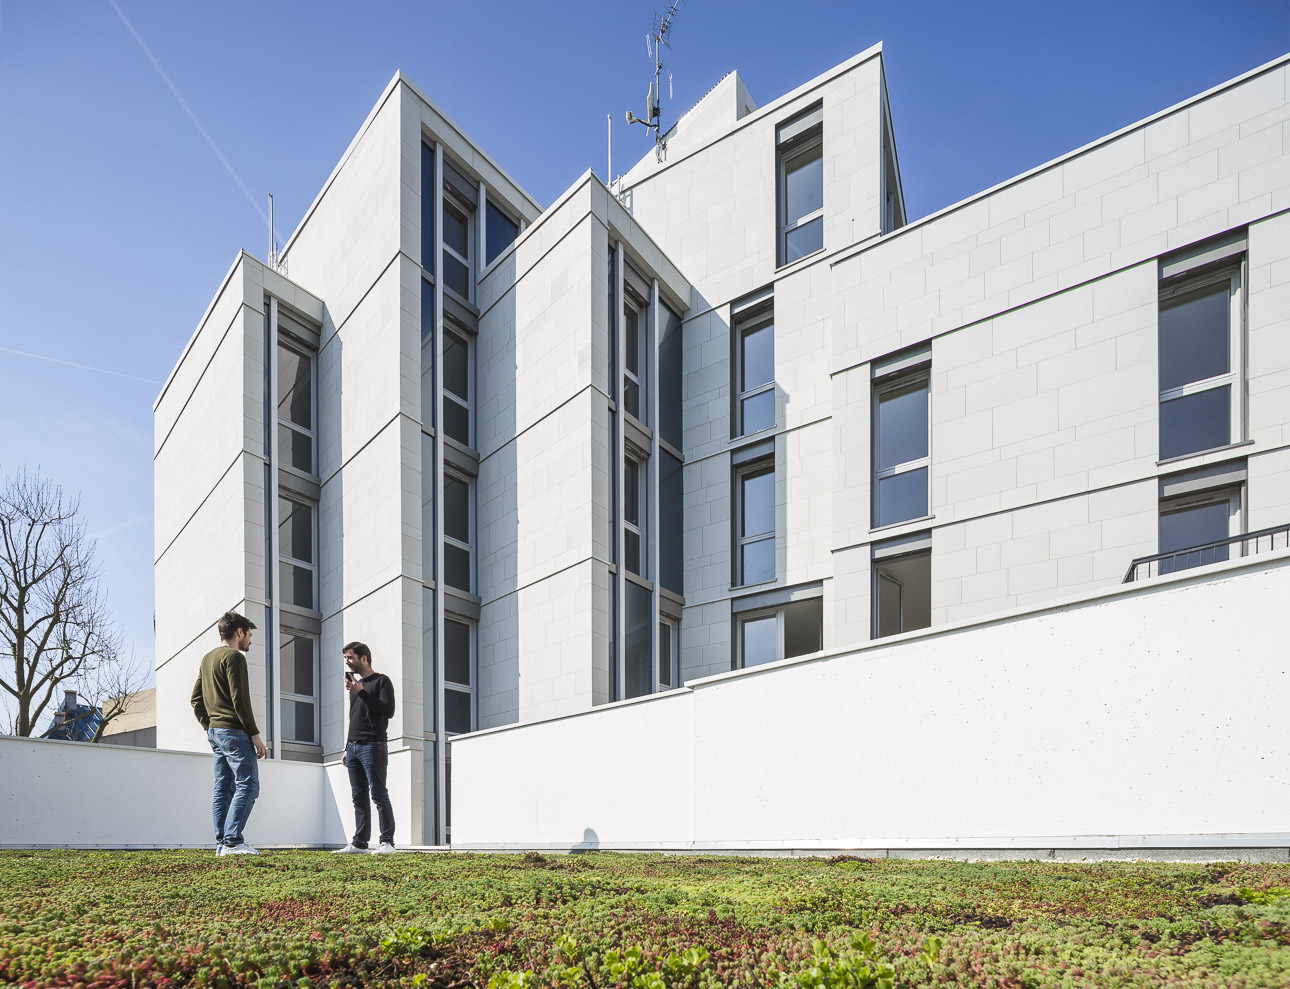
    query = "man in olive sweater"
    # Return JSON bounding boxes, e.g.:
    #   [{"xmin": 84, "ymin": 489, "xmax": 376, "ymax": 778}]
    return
[
  {"xmin": 191, "ymin": 611, "xmax": 267, "ymax": 855},
  {"xmin": 334, "ymin": 641, "xmax": 397, "ymax": 854}
]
